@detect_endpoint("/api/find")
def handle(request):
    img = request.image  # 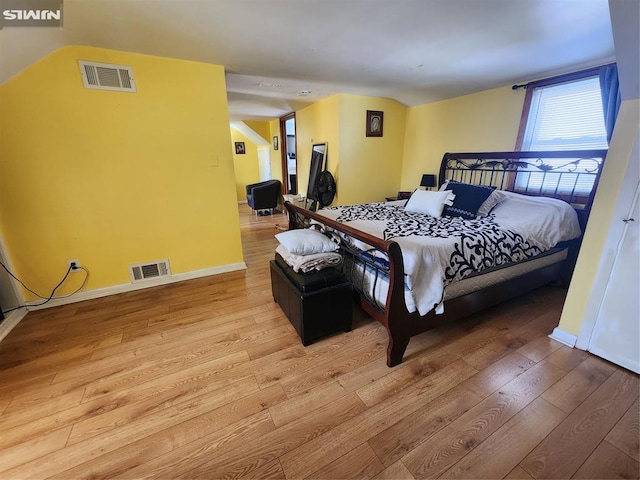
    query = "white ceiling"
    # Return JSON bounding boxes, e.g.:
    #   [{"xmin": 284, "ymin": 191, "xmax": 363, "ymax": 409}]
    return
[{"xmin": 0, "ymin": 0, "xmax": 615, "ymax": 120}]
